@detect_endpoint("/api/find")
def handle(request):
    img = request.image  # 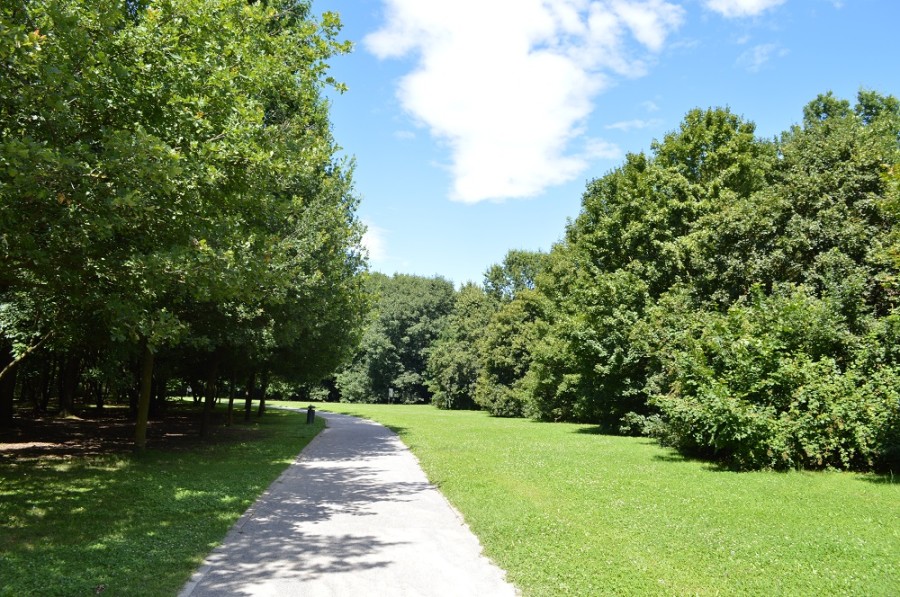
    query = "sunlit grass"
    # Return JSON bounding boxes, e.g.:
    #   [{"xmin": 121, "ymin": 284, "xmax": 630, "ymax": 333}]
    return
[
  {"xmin": 0, "ymin": 407, "xmax": 323, "ymax": 597},
  {"xmin": 294, "ymin": 402, "xmax": 899, "ymax": 596}
]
